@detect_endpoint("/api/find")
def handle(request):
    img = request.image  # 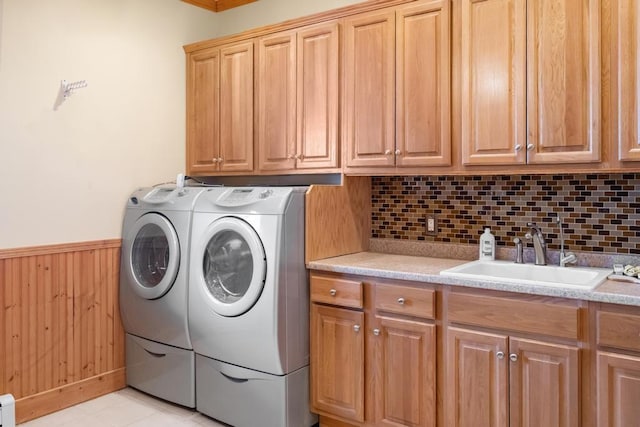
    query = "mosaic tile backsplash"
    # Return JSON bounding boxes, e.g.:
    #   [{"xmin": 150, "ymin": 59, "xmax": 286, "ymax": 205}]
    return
[{"xmin": 371, "ymin": 174, "xmax": 640, "ymax": 255}]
